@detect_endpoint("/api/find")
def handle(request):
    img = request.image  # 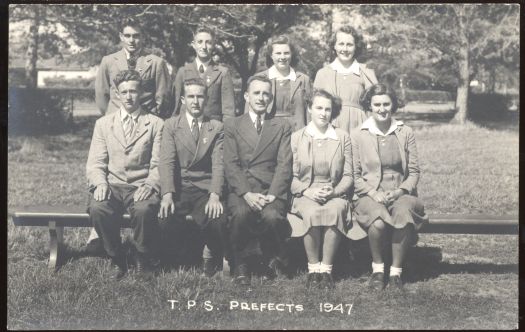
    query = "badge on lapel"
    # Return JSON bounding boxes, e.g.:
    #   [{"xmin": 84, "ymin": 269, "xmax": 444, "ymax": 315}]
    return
[
  {"xmin": 202, "ymin": 137, "xmax": 208, "ymax": 144},
  {"xmin": 206, "ymin": 76, "xmax": 211, "ymax": 85}
]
